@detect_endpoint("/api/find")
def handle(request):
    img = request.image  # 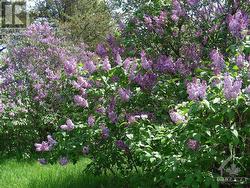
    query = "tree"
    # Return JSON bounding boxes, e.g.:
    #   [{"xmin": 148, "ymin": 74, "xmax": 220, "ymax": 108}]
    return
[{"xmin": 34, "ymin": 0, "xmax": 114, "ymax": 47}]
